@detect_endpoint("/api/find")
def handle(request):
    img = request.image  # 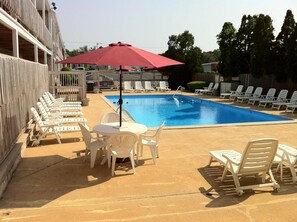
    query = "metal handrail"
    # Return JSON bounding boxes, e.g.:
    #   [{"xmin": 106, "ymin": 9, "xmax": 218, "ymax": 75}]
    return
[
  {"xmin": 173, "ymin": 85, "xmax": 184, "ymax": 98},
  {"xmin": 116, "ymin": 107, "xmax": 135, "ymax": 122}
]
